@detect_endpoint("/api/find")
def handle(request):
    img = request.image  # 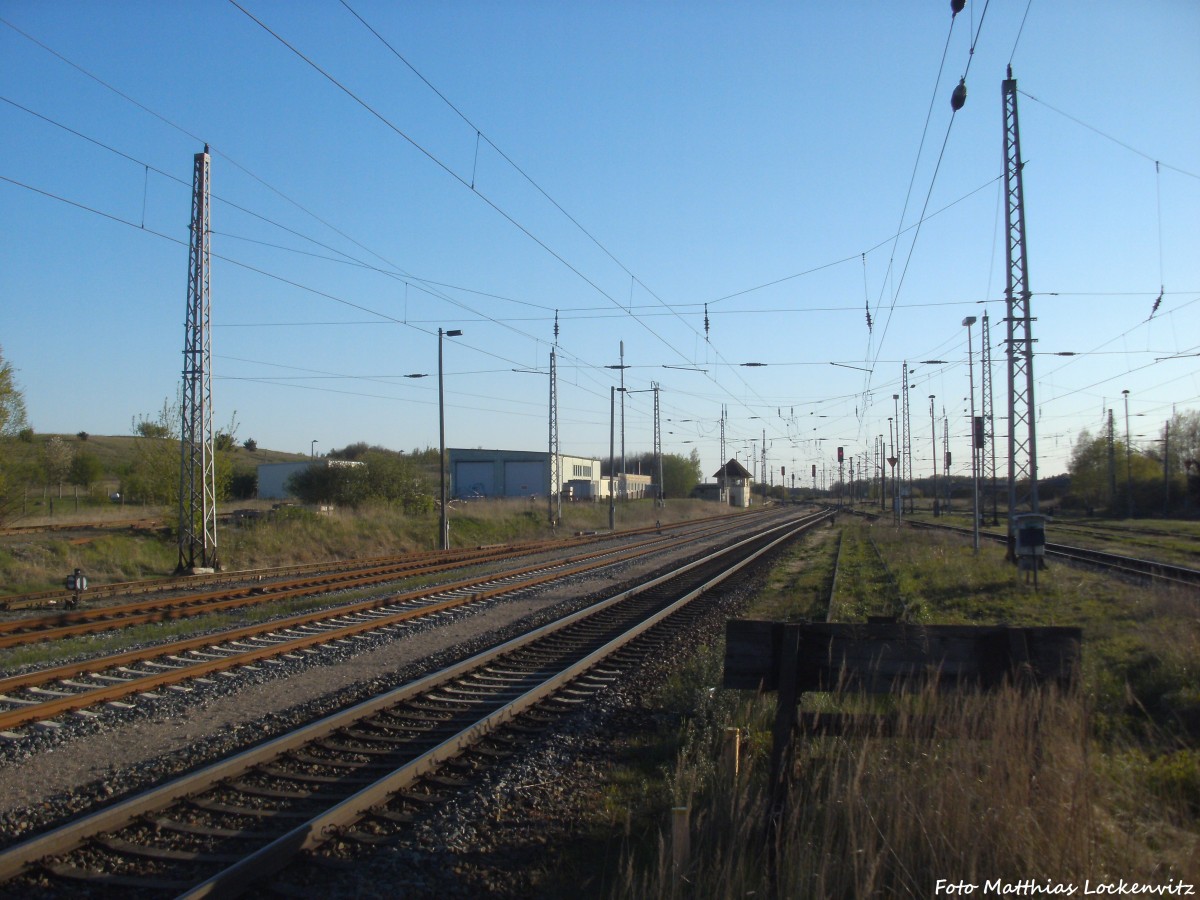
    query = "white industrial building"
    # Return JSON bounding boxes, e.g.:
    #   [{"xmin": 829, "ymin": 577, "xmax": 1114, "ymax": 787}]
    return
[{"xmin": 449, "ymin": 449, "xmax": 613, "ymax": 501}]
